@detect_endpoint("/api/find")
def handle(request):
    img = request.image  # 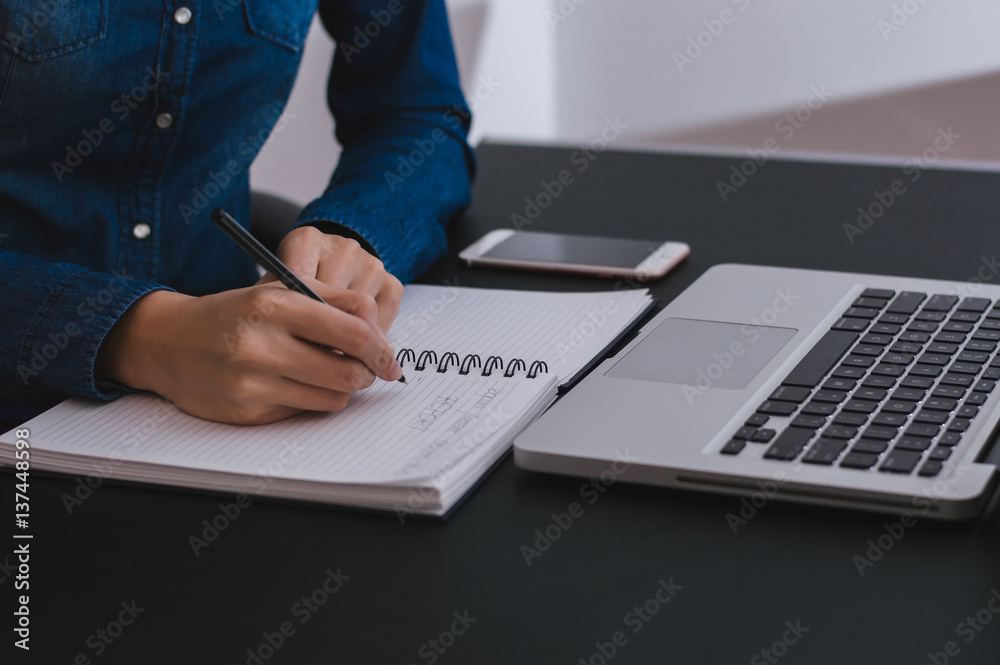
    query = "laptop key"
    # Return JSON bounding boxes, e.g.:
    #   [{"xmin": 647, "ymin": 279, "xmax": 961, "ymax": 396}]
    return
[
  {"xmin": 881, "ymin": 400, "xmax": 916, "ymax": 414},
  {"xmin": 769, "ymin": 385, "xmax": 812, "ymax": 403},
  {"xmin": 928, "ymin": 446, "xmax": 952, "ymax": 461},
  {"xmin": 822, "ymin": 425, "xmax": 859, "ymax": 440},
  {"xmin": 733, "ymin": 426, "xmax": 757, "ymax": 440},
  {"xmin": 861, "ymin": 333, "xmax": 894, "ymax": 345},
  {"xmin": 913, "ymin": 410, "xmax": 948, "ymax": 425},
  {"xmin": 983, "ymin": 367, "xmax": 1000, "ymax": 380},
  {"xmin": 801, "ymin": 402, "xmax": 836, "ymax": 416},
  {"xmin": 965, "ymin": 340, "xmax": 996, "ymax": 352},
  {"xmin": 871, "ymin": 323, "xmax": 902, "ymax": 335},
  {"xmin": 802, "ymin": 438, "xmax": 848, "ymax": 465},
  {"xmin": 854, "ymin": 296, "xmax": 889, "ymax": 308},
  {"xmin": 757, "ymin": 401, "xmax": 797, "ymax": 416},
  {"xmin": 915, "ymin": 311, "xmax": 948, "ymax": 322},
  {"xmin": 843, "ymin": 399, "xmax": 878, "ymax": 414},
  {"xmin": 872, "ymin": 412, "xmax": 906, "ymax": 427},
  {"xmin": 950, "ymin": 311, "xmax": 981, "ymax": 322},
  {"xmin": 958, "ymin": 350, "xmax": 989, "ymax": 363},
  {"xmin": 878, "ymin": 313, "xmax": 910, "ymax": 325},
  {"xmin": 886, "ymin": 292, "xmax": 926, "ymax": 314},
  {"xmin": 948, "ymin": 419, "xmax": 971, "ymax": 432},
  {"xmin": 790, "ymin": 415, "xmax": 826, "ymax": 429},
  {"xmin": 965, "ymin": 392, "xmax": 988, "ymax": 406},
  {"xmin": 833, "ymin": 411, "xmax": 868, "ymax": 426},
  {"xmin": 880, "ymin": 450, "xmax": 922, "ymax": 473},
  {"xmin": 781, "ymin": 330, "xmax": 858, "ymax": 388},
  {"xmin": 843, "ymin": 307, "xmax": 879, "ymax": 319},
  {"xmin": 855, "ymin": 387, "xmax": 888, "ymax": 401},
  {"xmin": 871, "ymin": 364, "xmax": 905, "ymax": 377},
  {"xmin": 721, "ymin": 439, "xmax": 746, "ymax": 455},
  {"xmin": 891, "ymin": 387, "xmax": 926, "ymax": 401},
  {"xmin": 908, "ymin": 364, "xmax": 942, "ymax": 377},
  {"xmin": 843, "ymin": 354, "xmax": 875, "ymax": 368},
  {"xmin": 935, "ymin": 331, "xmax": 967, "ymax": 344},
  {"xmin": 957, "ymin": 405, "xmax": 979, "ymax": 419},
  {"xmin": 900, "ymin": 375, "xmax": 934, "ymax": 388},
  {"xmin": 813, "ymin": 390, "xmax": 848, "ymax": 403},
  {"xmin": 938, "ymin": 432, "xmax": 963, "ymax": 446},
  {"xmin": 949, "ymin": 363, "xmax": 982, "ymax": 375},
  {"xmin": 840, "ymin": 452, "xmax": 879, "ymax": 469},
  {"xmin": 862, "ymin": 425, "xmax": 898, "ymax": 440},
  {"xmin": 862, "ymin": 375, "xmax": 897, "ymax": 388},
  {"xmin": 973, "ymin": 329, "xmax": 1000, "ymax": 341},
  {"xmin": 889, "ymin": 342, "xmax": 923, "ymax": 355},
  {"xmin": 861, "ymin": 288, "xmax": 895, "ymax": 299},
  {"xmin": 905, "ymin": 424, "xmax": 940, "ymax": 438},
  {"xmin": 973, "ymin": 380, "xmax": 996, "ymax": 393},
  {"xmin": 823, "ymin": 377, "xmax": 856, "ymax": 391},
  {"xmin": 940, "ymin": 374, "xmax": 974, "ymax": 387},
  {"xmin": 923, "ymin": 397, "xmax": 957, "ymax": 411},
  {"xmin": 832, "ymin": 318, "xmax": 870, "ymax": 333},
  {"xmin": 763, "ymin": 427, "xmax": 815, "ymax": 460},
  {"xmin": 943, "ymin": 321, "xmax": 975, "ymax": 333},
  {"xmin": 895, "ymin": 436, "xmax": 932, "ymax": 452},
  {"xmin": 832, "ymin": 365, "xmax": 866, "ymax": 379},
  {"xmin": 958, "ymin": 297, "xmax": 992, "ymax": 312},
  {"xmin": 916, "ymin": 353, "xmax": 950, "ymax": 366},
  {"xmin": 751, "ymin": 428, "xmax": 776, "ymax": 443},
  {"xmin": 851, "ymin": 344, "xmax": 884, "ymax": 357},
  {"xmin": 923, "ymin": 294, "xmax": 959, "ymax": 311},
  {"xmin": 745, "ymin": 413, "xmax": 770, "ymax": 427},
  {"xmin": 918, "ymin": 460, "xmax": 944, "ymax": 477},
  {"xmin": 931, "ymin": 385, "xmax": 967, "ymax": 399},
  {"xmin": 928, "ymin": 342, "xmax": 959, "ymax": 355},
  {"xmin": 852, "ymin": 438, "xmax": 888, "ymax": 454}
]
